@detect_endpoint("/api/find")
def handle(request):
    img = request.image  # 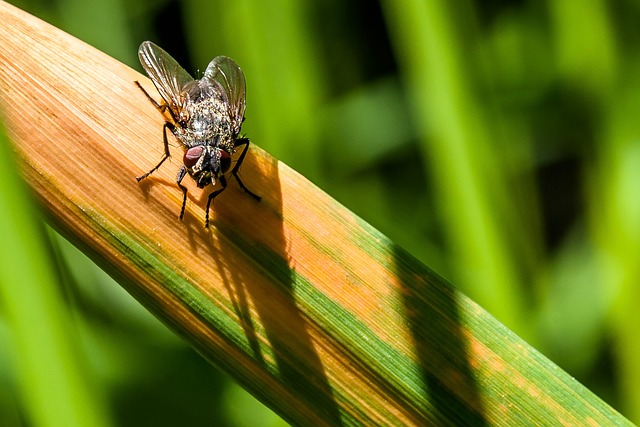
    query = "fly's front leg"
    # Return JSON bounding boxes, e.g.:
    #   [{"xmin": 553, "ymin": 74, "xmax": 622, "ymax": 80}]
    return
[
  {"xmin": 136, "ymin": 121, "xmax": 175, "ymax": 181},
  {"xmin": 205, "ymin": 175, "xmax": 228, "ymax": 228},
  {"xmin": 231, "ymin": 138, "xmax": 261, "ymax": 201},
  {"xmin": 176, "ymin": 166, "xmax": 188, "ymax": 220}
]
